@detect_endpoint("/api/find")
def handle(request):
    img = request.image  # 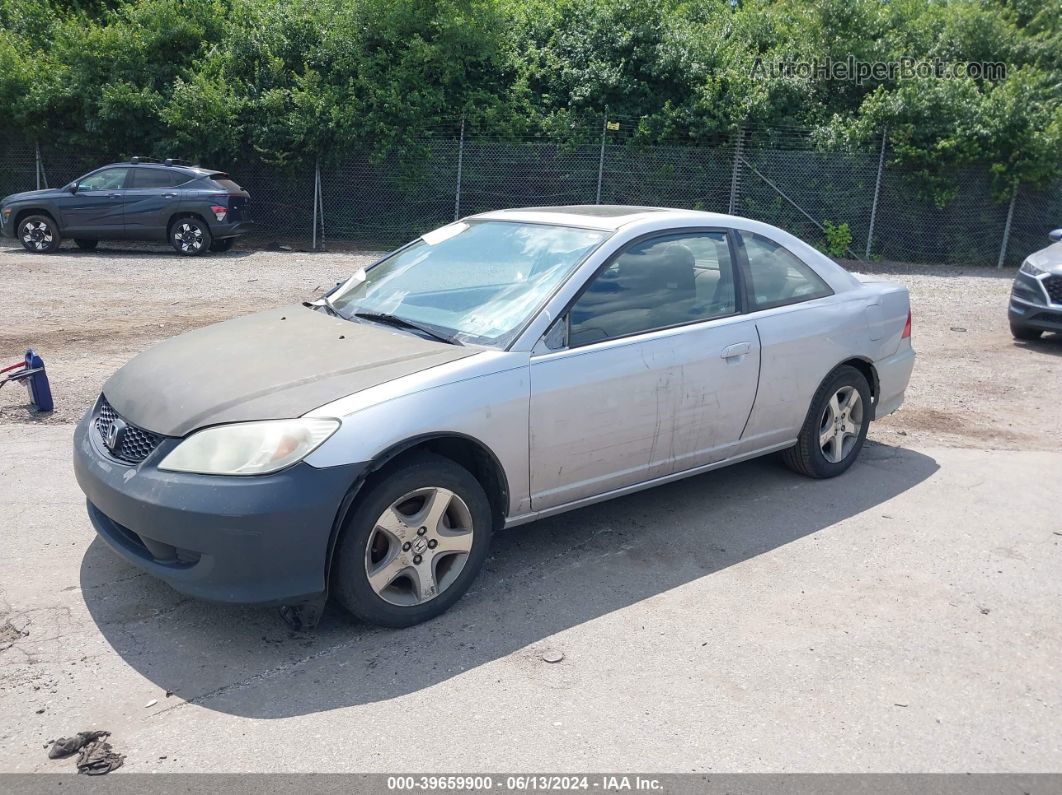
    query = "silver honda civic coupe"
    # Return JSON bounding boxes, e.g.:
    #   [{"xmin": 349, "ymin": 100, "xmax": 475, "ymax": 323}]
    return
[{"xmin": 73, "ymin": 206, "xmax": 915, "ymax": 628}]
